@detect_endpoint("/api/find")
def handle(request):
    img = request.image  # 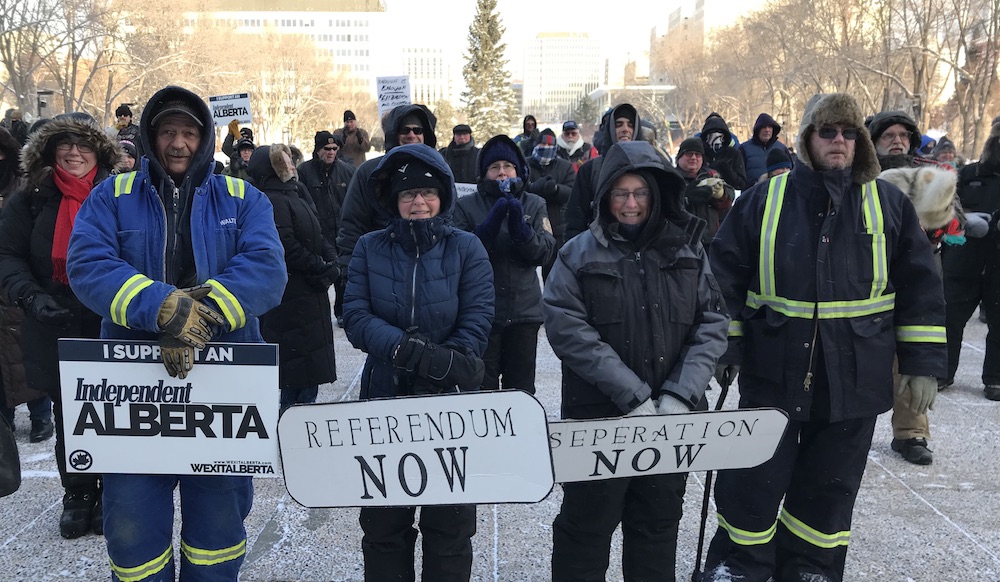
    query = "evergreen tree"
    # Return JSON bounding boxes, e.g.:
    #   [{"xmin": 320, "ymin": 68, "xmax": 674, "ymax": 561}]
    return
[
  {"xmin": 461, "ymin": 0, "xmax": 518, "ymax": 140},
  {"xmin": 572, "ymin": 93, "xmax": 601, "ymax": 126}
]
